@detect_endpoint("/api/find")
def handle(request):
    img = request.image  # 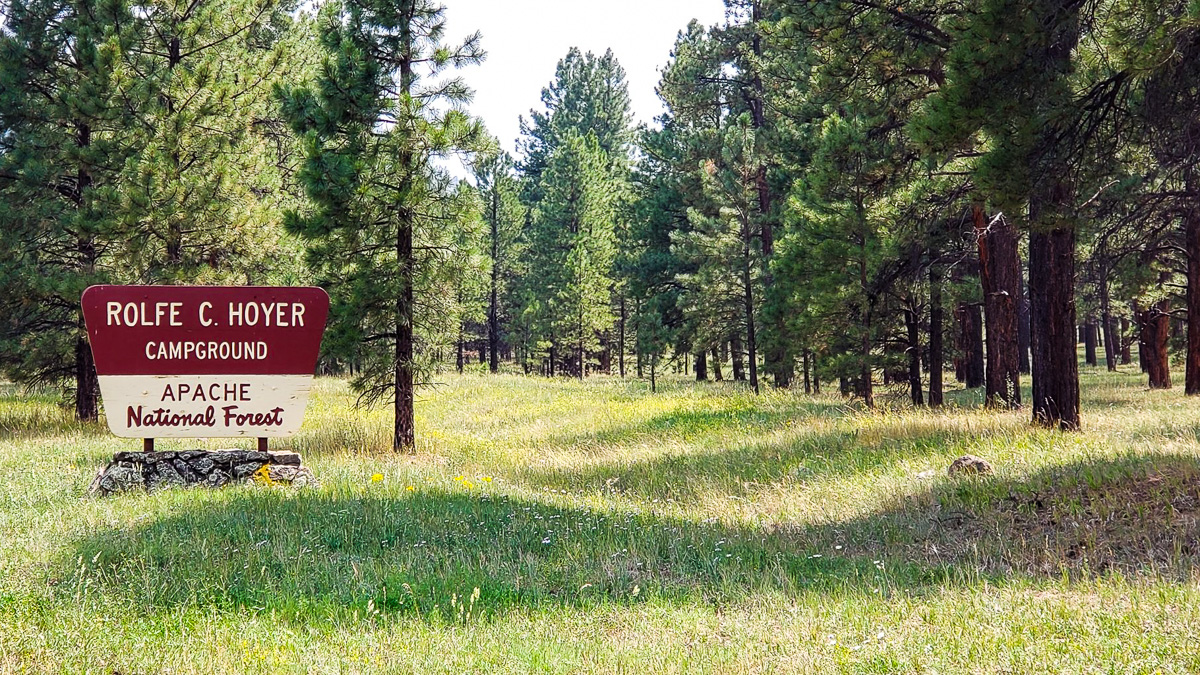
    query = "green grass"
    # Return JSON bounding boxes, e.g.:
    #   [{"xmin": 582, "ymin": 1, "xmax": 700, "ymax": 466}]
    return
[{"xmin": 4, "ymin": 365, "xmax": 1200, "ymax": 673}]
